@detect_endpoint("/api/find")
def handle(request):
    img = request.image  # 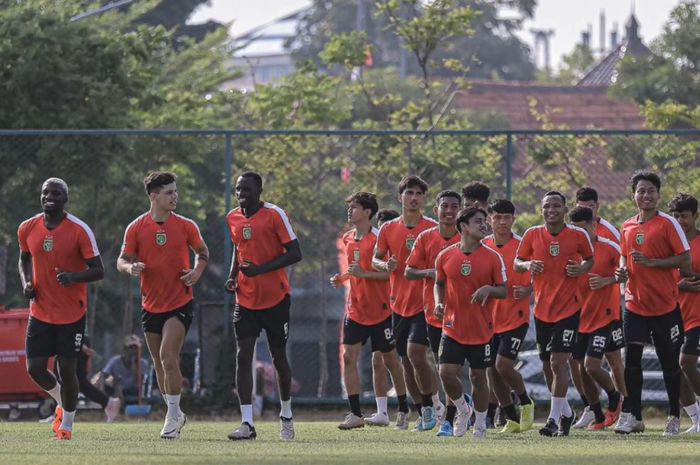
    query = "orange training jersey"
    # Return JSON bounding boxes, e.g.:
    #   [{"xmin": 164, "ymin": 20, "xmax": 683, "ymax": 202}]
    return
[
  {"xmin": 621, "ymin": 212, "xmax": 689, "ymax": 317},
  {"xmin": 406, "ymin": 227, "xmax": 460, "ymax": 328},
  {"xmin": 18, "ymin": 213, "xmax": 100, "ymax": 324},
  {"xmin": 435, "ymin": 244, "xmax": 506, "ymax": 345},
  {"xmin": 677, "ymin": 233, "xmax": 700, "ymax": 331},
  {"xmin": 375, "ymin": 216, "xmax": 438, "ymax": 317},
  {"xmin": 483, "ymin": 234, "xmax": 531, "ymax": 333},
  {"xmin": 121, "ymin": 212, "xmax": 204, "ymax": 313},
  {"xmin": 516, "ymin": 224, "xmax": 594, "ymax": 323},
  {"xmin": 227, "ymin": 202, "xmax": 297, "ymax": 310},
  {"xmin": 579, "ymin": 236, "xmax": 621, "ymax": 333},
  {"xmin": 597, "ymin": 217, "xmax": 621, "ymax": 244},
  {"xmin": 342, "ymin": 228, "xmax": 391, "ymax": 326}
]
